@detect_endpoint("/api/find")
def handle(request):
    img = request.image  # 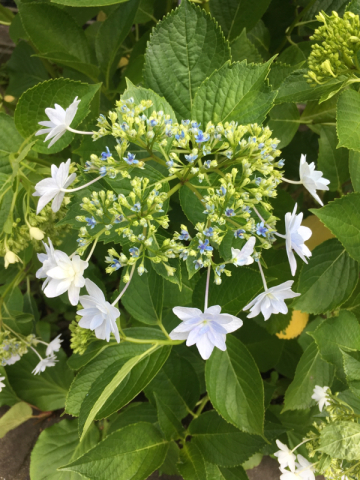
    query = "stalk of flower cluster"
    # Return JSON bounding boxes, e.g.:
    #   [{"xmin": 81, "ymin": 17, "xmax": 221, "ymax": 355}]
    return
[
  {"xmin": 204, "ymin": 265, "xmax": 211, "ymax": 311},
  {"xmin": 66, "ymin": 126, "xmax": 93, "ymax": 135},
  {"xmin": 60, "ymin": 175, "xmax": 103, "ymax": 193},
  {"xmin": 258, "ymin": 260, "xmax": 268, "ymax": 291},
  {"xmin": 111, "ymin": 263, "xmax": 137, "ymax": 306},
  {"xmin": 281, "ymin": 177, "xmax": 302, "ymax": 185}
]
